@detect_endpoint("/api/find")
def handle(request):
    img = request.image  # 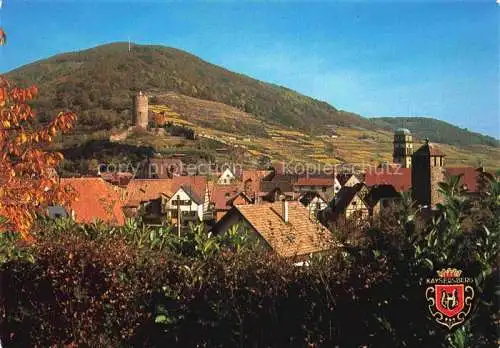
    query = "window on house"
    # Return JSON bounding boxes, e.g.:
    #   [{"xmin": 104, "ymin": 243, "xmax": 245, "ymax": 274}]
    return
[{"xmin": 171, "ymin": 199, "xmax": 191, "ymax": 206}]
